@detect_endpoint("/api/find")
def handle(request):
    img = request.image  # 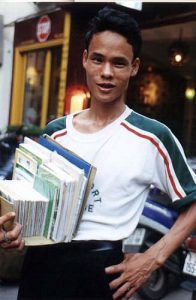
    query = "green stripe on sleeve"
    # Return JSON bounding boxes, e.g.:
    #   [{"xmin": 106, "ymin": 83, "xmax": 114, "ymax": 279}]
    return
[
  {"xmin": 43, "ymin": 116, "xmax": 67, "ymax": 136},
  {"xmin": 172, "ymin": 191, "xmax": 196, "ymax": 212},
  {"xmin": 126, "ymin": 112, "xmax": 196, "ymax": 198}
]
